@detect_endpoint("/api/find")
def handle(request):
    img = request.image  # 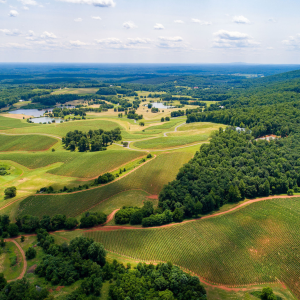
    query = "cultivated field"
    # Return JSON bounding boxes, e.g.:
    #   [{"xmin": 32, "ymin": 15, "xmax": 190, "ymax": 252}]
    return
[
  {"xmin": 85, "ymin": 197, "xmax": 300, "ymax": 298},
  {"xmin": 17, "ymin": 152, "xmax": 193, "ymax": 218},
  {"xmin": 0, "ymin": 135, "xmax": 57, "ymax": 151}
]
